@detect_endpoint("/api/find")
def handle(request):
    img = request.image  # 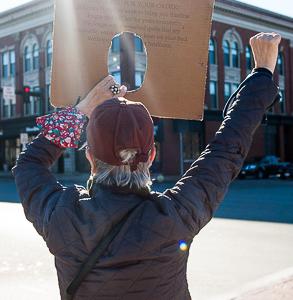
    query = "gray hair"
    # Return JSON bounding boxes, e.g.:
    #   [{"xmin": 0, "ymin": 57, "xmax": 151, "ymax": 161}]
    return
[{"xmin": 93, "ymin": 149, "xmax": 152, "ymax": 190}]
